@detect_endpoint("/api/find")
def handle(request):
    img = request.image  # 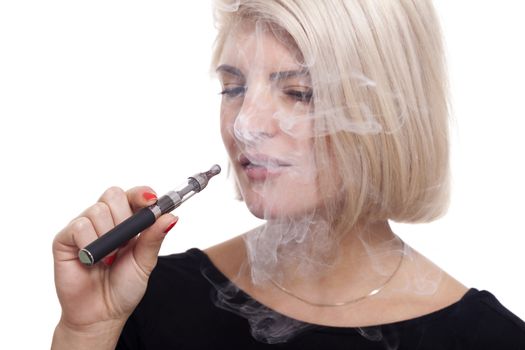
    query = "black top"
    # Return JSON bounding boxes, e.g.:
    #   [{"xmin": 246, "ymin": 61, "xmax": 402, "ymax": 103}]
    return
[{"xmin": 117, "ymin": 248, "xmax": 525, "ymax": 349}]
